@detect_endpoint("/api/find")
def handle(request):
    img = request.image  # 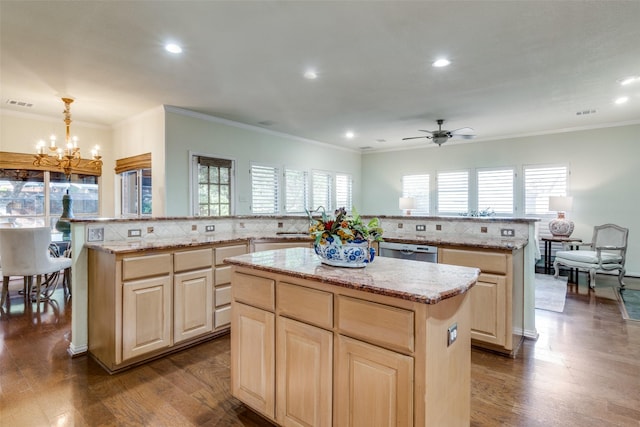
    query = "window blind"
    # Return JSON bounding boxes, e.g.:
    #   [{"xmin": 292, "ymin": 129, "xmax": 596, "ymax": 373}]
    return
[
  {"xmin": 312, "ymin": 170, "xmax": 332, "ymax": 212},
  {"xmin": 437, "ymin": 170, "xmax": 469, "ymax": 214},
  {"xmin": 284, "ymin": 168, "xmax": 308, "ymax": 214},
  {"xmin": 251, "ymin": 164, "xmax": 279, "ymax": 214},
  {"xmin": 336, "ymin": 173, "xmax": 353, "ymax": 211},
  {"xmin": 402, "ymin": 174, "xmax": 430, "ymax": 215},
  {"xmin": 477, "ymin": 168, "xmax": 514, "ymax": 214}
]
